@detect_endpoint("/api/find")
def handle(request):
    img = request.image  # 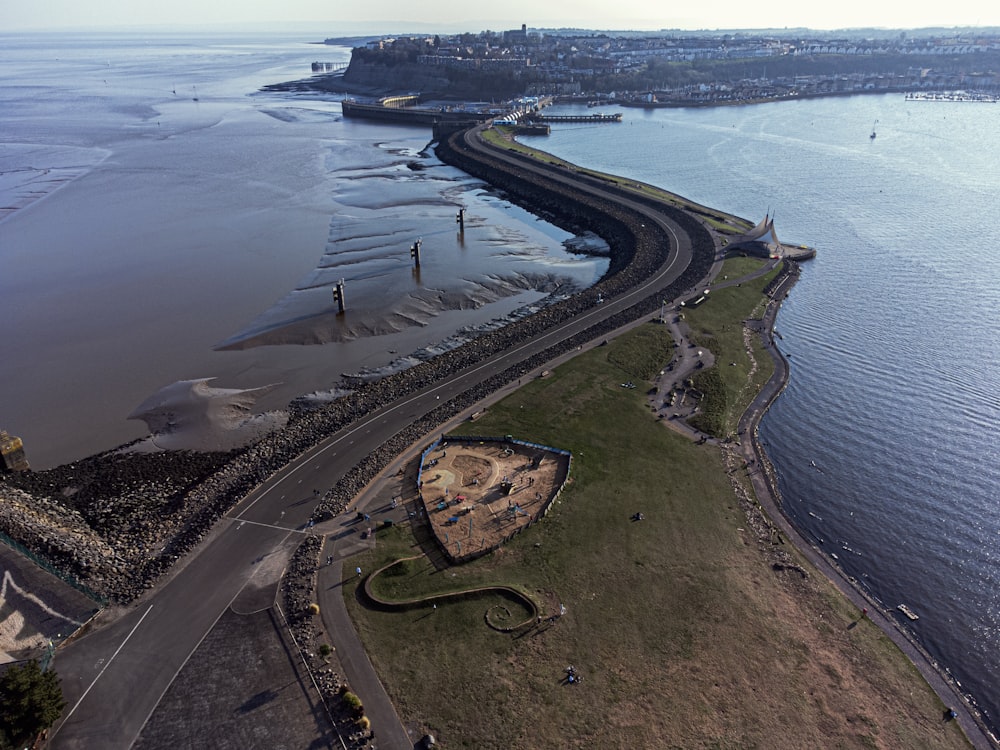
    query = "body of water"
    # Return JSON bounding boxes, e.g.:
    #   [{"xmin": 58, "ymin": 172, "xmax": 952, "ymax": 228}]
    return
[
  {"xmin": 538, "ymin": 96, "xmax": 1000, "ymax": 736},
  {"xmin": 2, "ymin": 31, "xmax": 998, "ymax": 740},
  {"xmin": 0, "ymin": 33, "xmax": 604, "ymax": 467}
]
